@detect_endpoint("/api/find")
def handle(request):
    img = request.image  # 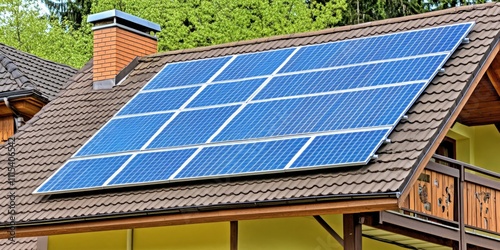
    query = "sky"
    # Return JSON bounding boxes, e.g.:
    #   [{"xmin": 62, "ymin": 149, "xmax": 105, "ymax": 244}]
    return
[{"xmin": 37, "ymin": 0, "xmax": 50, "ymax": 15}]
